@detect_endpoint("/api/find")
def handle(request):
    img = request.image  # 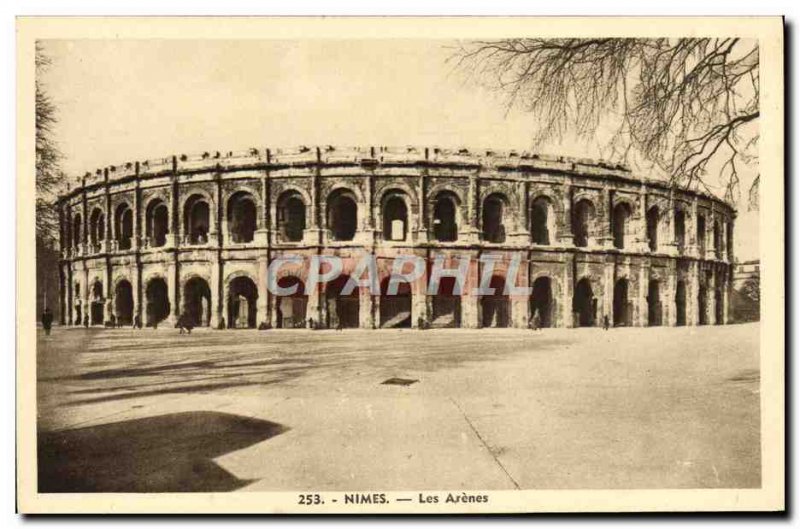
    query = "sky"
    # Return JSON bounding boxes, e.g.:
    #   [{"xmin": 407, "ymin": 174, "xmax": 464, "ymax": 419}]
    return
[{"xmin": 39, "ymin": 39, "xmax": 759, "ymax": 260}]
